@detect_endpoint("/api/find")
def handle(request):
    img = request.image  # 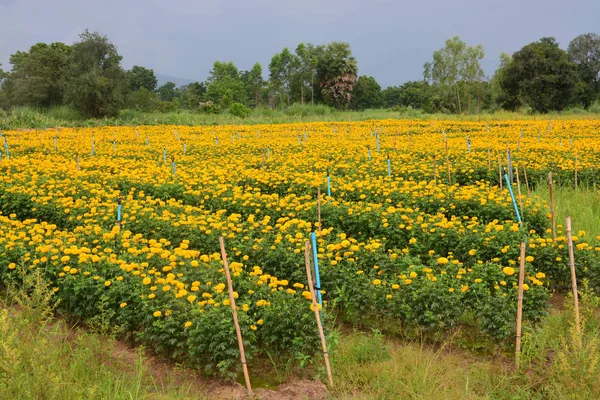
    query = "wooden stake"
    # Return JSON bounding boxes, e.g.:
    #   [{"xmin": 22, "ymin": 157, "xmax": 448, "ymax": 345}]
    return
[
  {"xmin": 498, "ymin": 156, "xmax": 503, "ymax": 191},
  {"xmin": 574, "ymin": 152, "xmax": 578, "ymax": 191},
  {"xmin": 523, "ymin": 164, "xmax": 530, "ymax": 197},
  {"xmin": 218, "ymin": 237, "xmax": 252, "ymax": 395},
  {"xmin": 549, "ymin": 172, "xmax": 556, "ymax": 240},
  {"xmin": 305, "ymin": 241, "xmax": 333, "ymax": 386},
  {"xmin": 487, "ymin": 146, "xmax": 491, "ymax": 169},
  {"xmin": 515, "ymin": 165, "xmax": 524, "ymax": 219},
  {"xmin": 565, "ymin": 217, "xmax": 582, "ymax": 344},
  {"xmin": 515, "ymin": 242, "xmax": 526, "ymax": 369},
  {"xmin": 317, "ymin": 187, "xmax": 322, "ymax": 236},
  {"xmin": 445, "ymin": 140, "xmax": 451, "ymax": 185},
  {"xmin": 433, "ymin": 154, "xmax": 437, "ymax": 185}
]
